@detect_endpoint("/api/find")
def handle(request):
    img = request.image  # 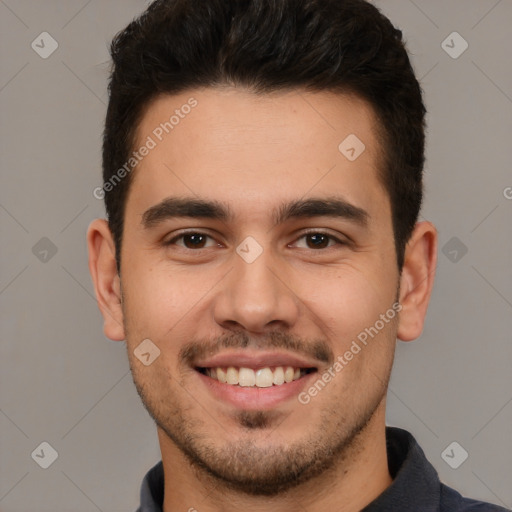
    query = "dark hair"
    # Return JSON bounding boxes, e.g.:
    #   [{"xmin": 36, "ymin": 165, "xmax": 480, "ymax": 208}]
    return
[{"xmin": 103, "ymin": 0, "xmax": 426, "ymax": 272}]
